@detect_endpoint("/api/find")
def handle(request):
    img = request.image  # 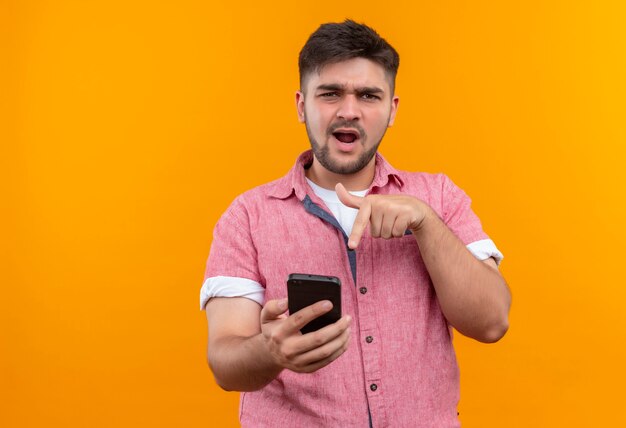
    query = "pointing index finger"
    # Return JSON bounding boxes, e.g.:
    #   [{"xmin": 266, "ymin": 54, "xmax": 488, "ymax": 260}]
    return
[
  {"xmin": 336, "ymin": 183, "xmax": 370, "ymax": 249},
  {"xmin": 347, "ymin": 198, "xmax": 371, "ymax": 249}
]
